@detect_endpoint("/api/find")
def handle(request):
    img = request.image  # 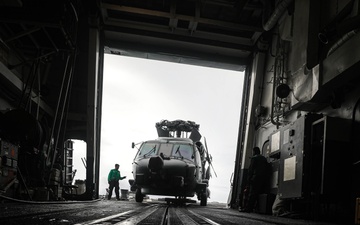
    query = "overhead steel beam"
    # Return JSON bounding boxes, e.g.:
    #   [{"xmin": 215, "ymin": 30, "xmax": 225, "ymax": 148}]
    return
[
  {"xmin": 103, "ymin": 24, "xmax": 254, "ymax": 51},
  {"xmin": 101, "ymin": 3, "xmax": 264, "ymax": 32},
  {"xmin": 0, "ymin": 62, "xmax": 54, "ymax": 116}
]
